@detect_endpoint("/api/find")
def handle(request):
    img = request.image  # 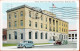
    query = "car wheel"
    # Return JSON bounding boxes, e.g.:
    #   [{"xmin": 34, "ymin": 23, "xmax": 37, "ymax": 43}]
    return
[
  {"xmin": 25, "ymin": 46, "xmax": 27, "ymax": 48},
  {"xmin": 24, "ymin": 46, "xmax": 26, "ymax": 48}
]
